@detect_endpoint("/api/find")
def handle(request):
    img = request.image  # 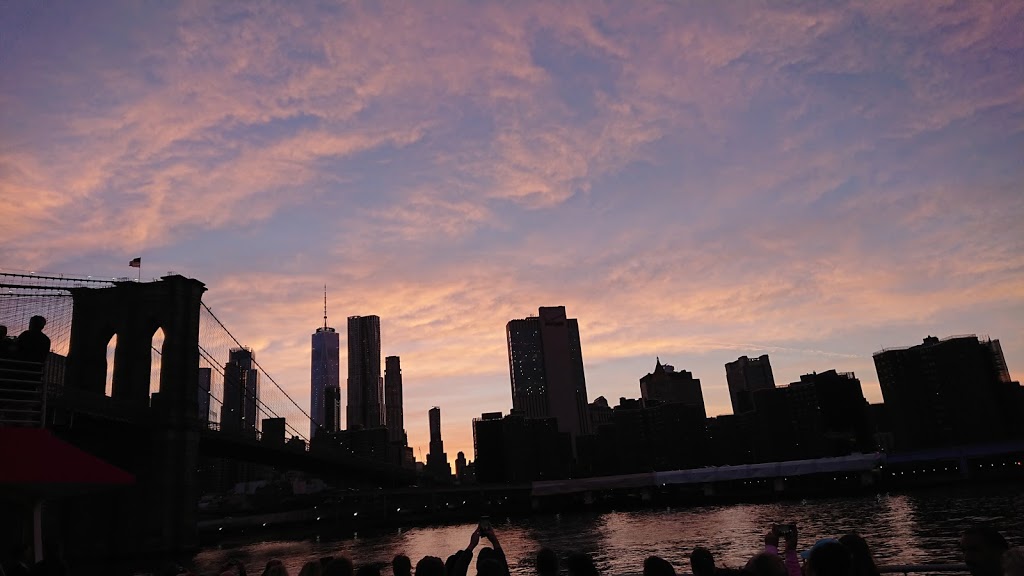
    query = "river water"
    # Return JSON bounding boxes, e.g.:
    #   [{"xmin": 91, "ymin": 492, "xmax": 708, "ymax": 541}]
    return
[{"xmin": 193, "ymin": 486, "xmax": 1022, "ymax": 575}]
